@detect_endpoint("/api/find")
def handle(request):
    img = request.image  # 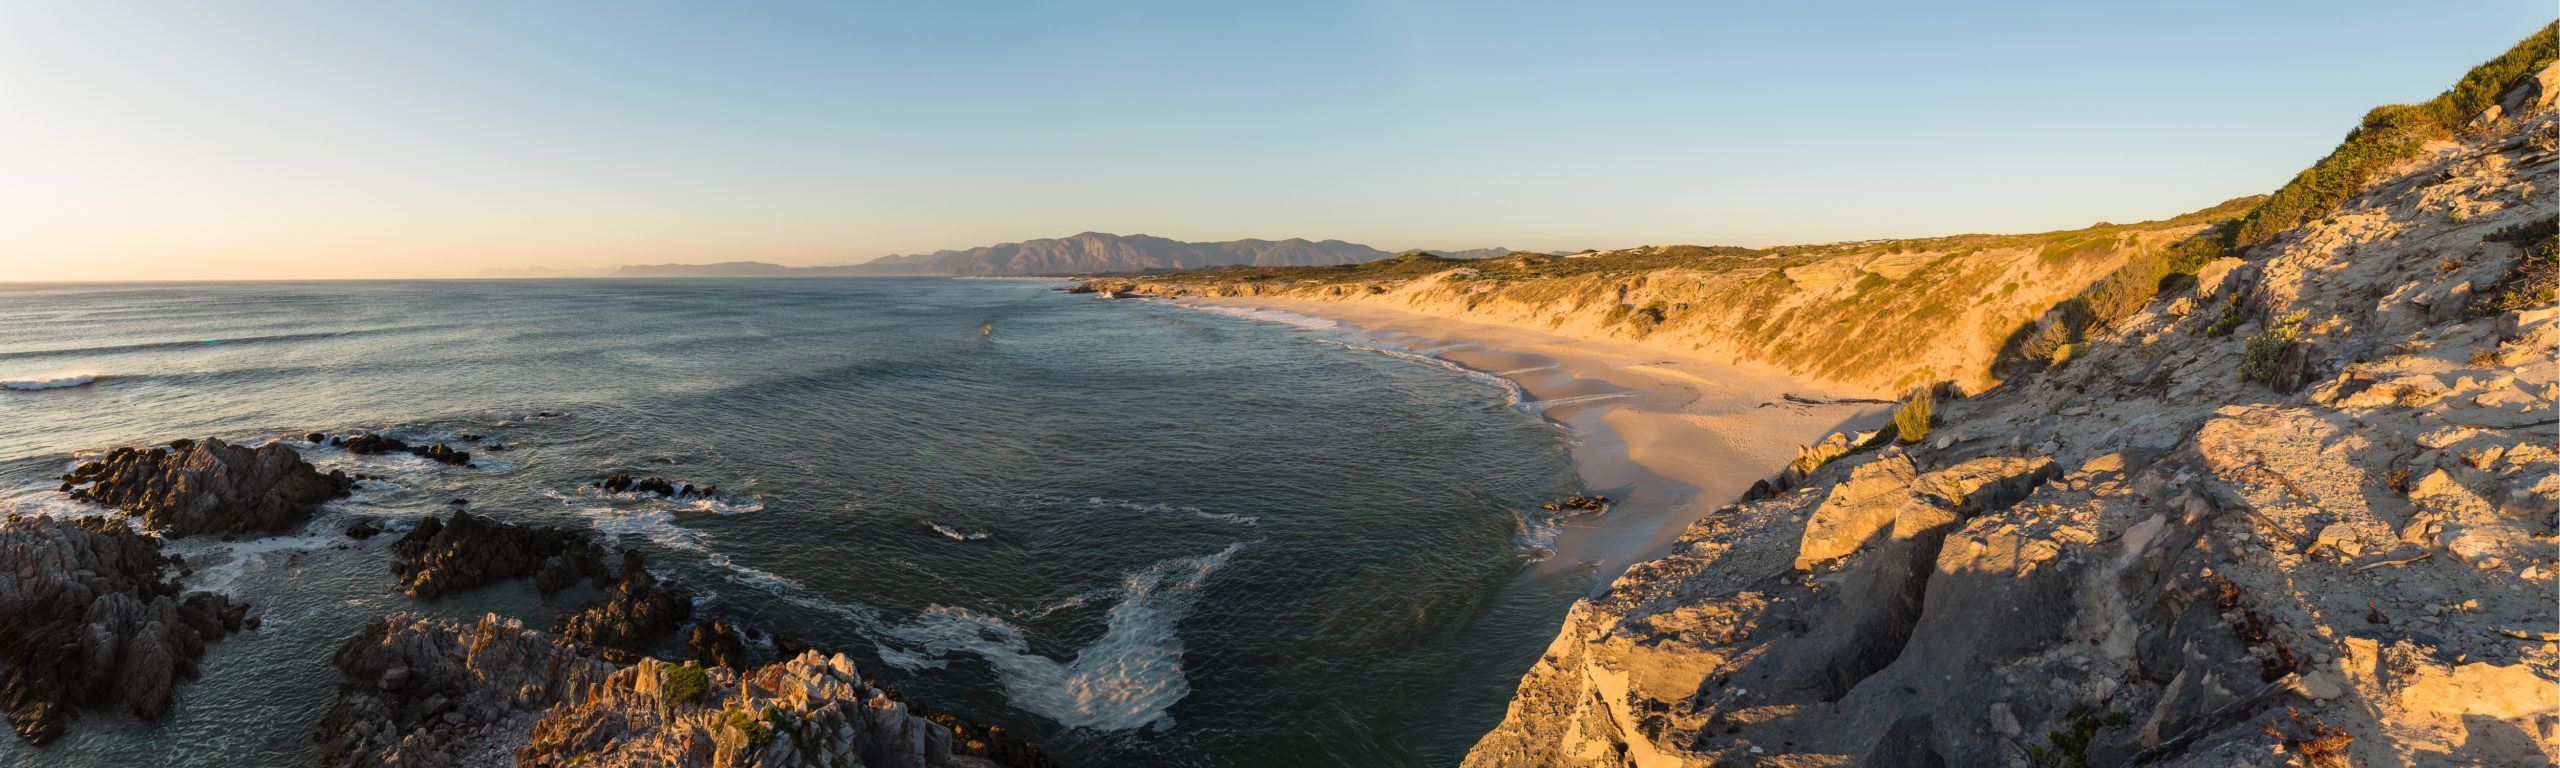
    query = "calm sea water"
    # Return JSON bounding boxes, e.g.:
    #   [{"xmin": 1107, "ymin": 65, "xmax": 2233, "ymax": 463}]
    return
[{"xmin": 0, "ymin": 278, "xmax": 1591, "ymax": 767}]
